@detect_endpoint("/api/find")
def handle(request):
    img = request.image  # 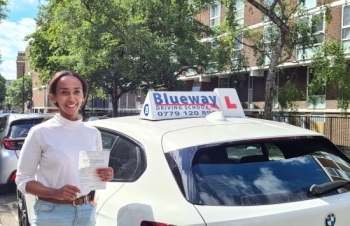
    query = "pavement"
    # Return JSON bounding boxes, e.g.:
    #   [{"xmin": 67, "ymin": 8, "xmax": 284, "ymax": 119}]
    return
[{"xmin": 0, "ymin": 190, "xmax": 18, "ymax": 226}]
